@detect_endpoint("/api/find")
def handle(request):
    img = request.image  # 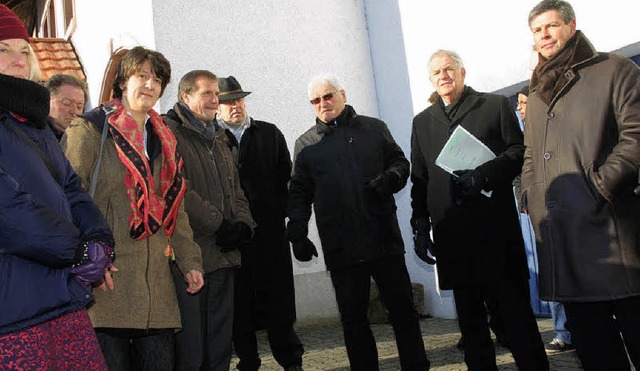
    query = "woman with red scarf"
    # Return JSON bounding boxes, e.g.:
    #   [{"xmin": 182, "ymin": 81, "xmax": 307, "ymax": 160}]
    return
[{"xmin": 64, "ymin": 46, "xmax": 204, "ymax": 370}]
